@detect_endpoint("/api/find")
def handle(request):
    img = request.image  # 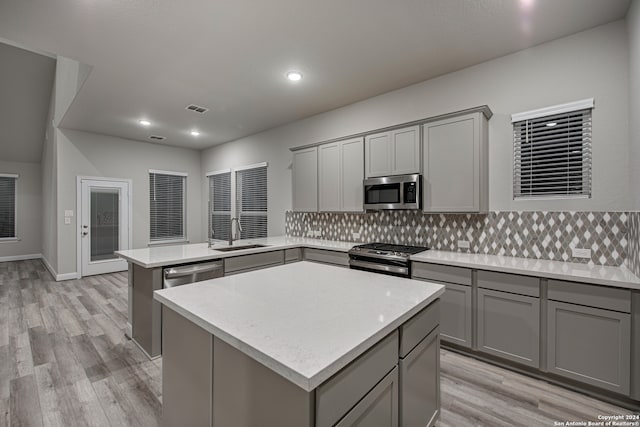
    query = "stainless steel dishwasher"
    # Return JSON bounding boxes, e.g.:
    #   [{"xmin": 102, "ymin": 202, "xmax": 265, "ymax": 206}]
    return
[{"xmin": 163, "ymin": 260, "xmax": 224, "ymax": 288}]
